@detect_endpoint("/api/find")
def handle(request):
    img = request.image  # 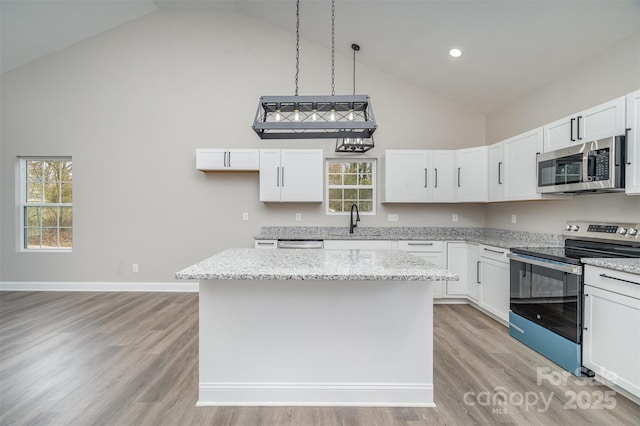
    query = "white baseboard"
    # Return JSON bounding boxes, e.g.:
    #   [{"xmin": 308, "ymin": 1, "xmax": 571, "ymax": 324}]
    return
[
  {"xmin": 197, "ymin": 382, "xmax": 435, "ymax": 407},
  {"xmin": 0, "ymin": 281, "xmax": 199, "ymax": 292}
]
